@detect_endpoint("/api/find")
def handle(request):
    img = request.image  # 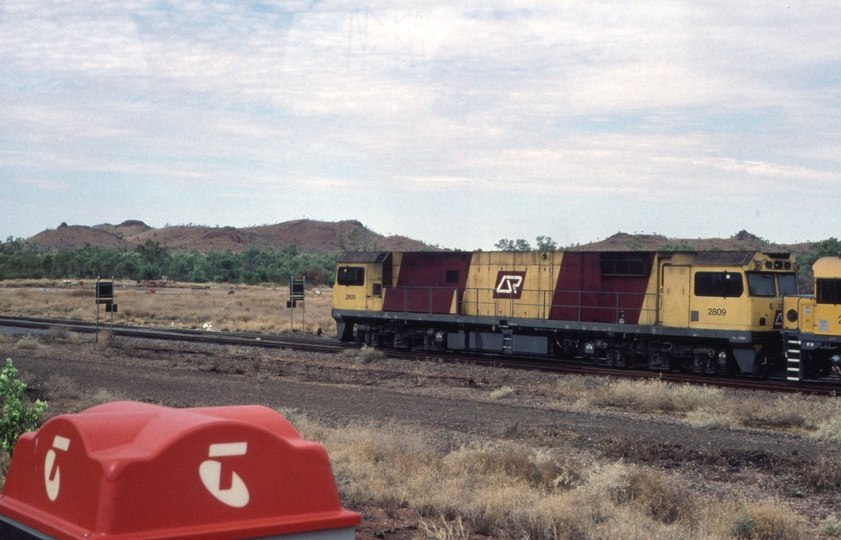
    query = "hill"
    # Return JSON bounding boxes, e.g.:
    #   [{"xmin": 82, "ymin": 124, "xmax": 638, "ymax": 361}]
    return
[
  {"xmin": 22, "ymin": 220, "xmax": 428, "ymax": 253},
  {"xmin": 573, "ymin": 230, "xmax": 812, "ymax": 258},
  {"xmin": 21, "ymin": 221, "xmax": 816, "ymax": 257}
]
